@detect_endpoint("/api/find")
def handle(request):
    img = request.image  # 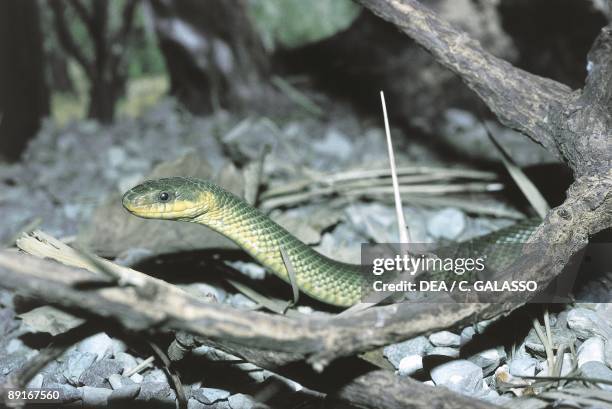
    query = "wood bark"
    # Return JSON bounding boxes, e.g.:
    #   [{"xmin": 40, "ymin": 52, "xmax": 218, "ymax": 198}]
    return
[
  {"xmin": 0, "ymin": 0, "xmax": 49, "ymax": 160},
  {"xmin": 149, "ymin": 0, "xmax": 269, "ymax": 113},
  {"xmin": 49, "ymin": 0, "xmax": 138, "ymax": 123}
]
